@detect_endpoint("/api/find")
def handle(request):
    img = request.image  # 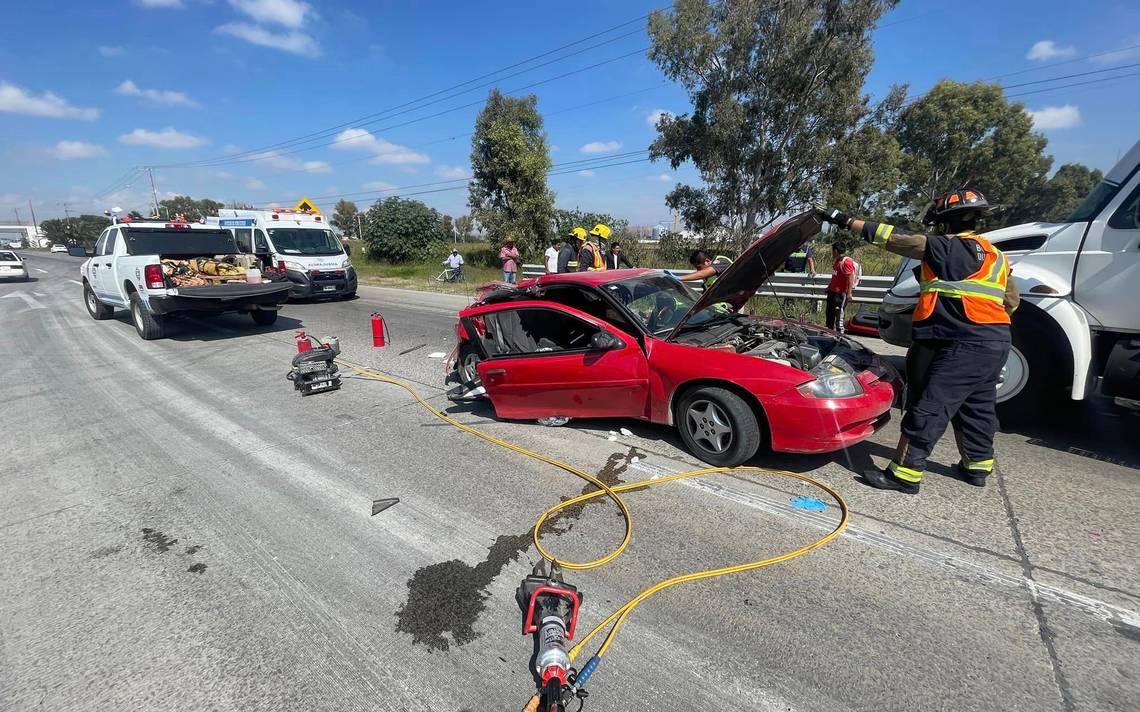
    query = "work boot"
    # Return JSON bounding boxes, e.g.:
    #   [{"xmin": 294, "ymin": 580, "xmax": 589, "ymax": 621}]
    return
[
  {"xmin": 952, "ymin": 463, "xmax": 989, "ymax": 488},
  {"xmin": 860, "ymin": 468, "xmax": 920, "ymax": 495}
]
